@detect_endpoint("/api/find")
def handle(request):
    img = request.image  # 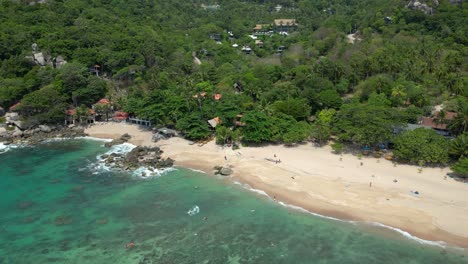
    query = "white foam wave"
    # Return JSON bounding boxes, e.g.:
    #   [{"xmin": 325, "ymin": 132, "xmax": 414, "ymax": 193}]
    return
[
  {"xmin": 235, "ymin": 181, "xmax": 451, "ymax": 248},
  {"xmin": 0, "ymin": 142, "xmax": 18, "ymax": 154},
  {"xmin": 187, "ymin": 168, "xmax": 207, "ymax": 174},
  {"xmin": 101, "ymin": 142, "xmax": 136, "ymax": 157},
  {"xmin": 76, "ymin": 136, "xmax": 113, "ymax": 142},
  {"xmin": 368, "ymin": 222, "xmax": 447, "ymax": 247},
  {"xmin": 132, "ymin": 166, "xmax": 176, "ymax": 179}
]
